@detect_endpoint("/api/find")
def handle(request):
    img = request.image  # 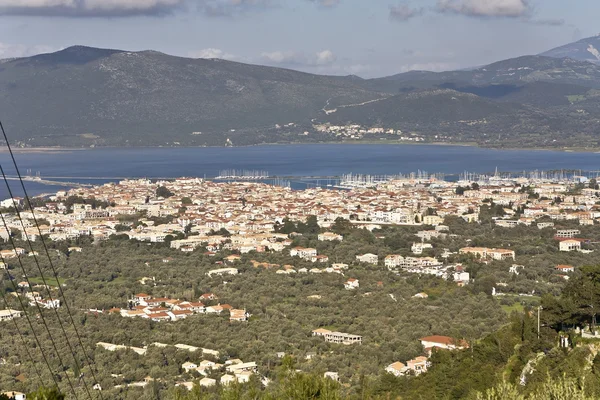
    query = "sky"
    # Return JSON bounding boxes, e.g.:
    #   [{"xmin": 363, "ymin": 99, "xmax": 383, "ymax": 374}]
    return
[{"xmin": 0, "ymin": 0, "xmax": 597, "ymax": 78}]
